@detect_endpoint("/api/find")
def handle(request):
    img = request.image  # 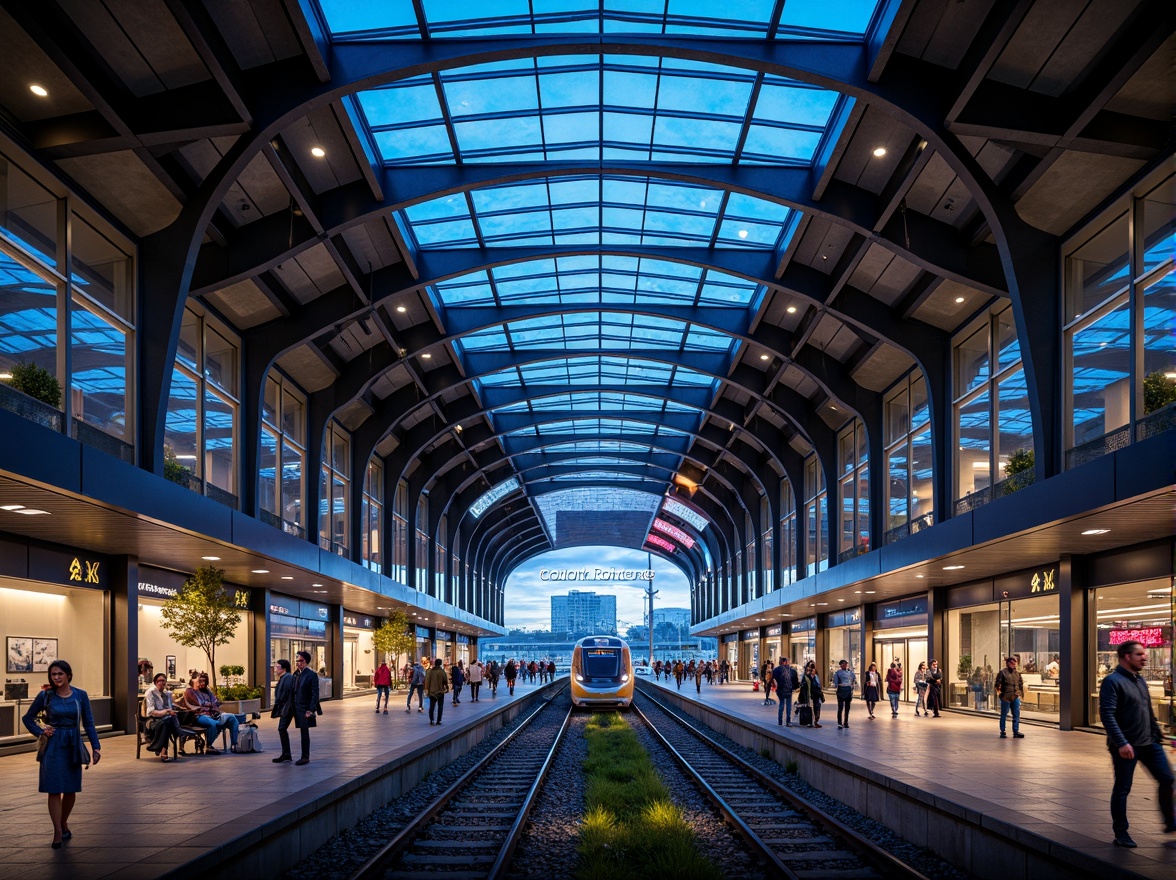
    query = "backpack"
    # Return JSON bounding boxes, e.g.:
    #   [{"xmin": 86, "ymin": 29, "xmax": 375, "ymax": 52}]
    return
[{"xmin": 235, "ymin": 723, "xmax": 263, "ymax": 753}]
